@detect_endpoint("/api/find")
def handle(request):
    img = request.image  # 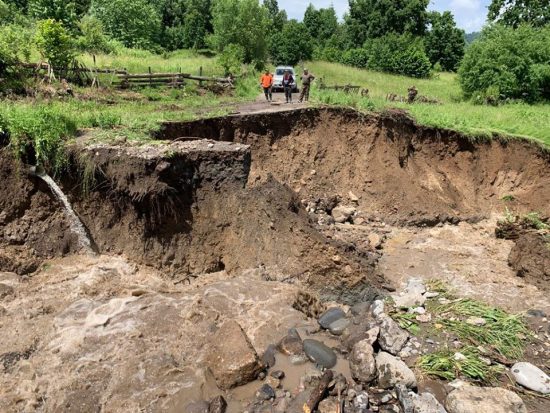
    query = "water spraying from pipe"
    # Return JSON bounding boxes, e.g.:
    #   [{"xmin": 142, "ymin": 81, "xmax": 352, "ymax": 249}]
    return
[{"xmin": 29, "ymin": 165, "xmax": 95, "ymax": 254}]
